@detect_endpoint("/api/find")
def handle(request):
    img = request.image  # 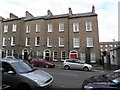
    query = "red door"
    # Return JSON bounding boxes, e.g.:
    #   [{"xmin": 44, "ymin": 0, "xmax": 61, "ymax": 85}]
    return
[{"xmin": 70, "ymin": 54, "xmax": 77, "ymax": 59}]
